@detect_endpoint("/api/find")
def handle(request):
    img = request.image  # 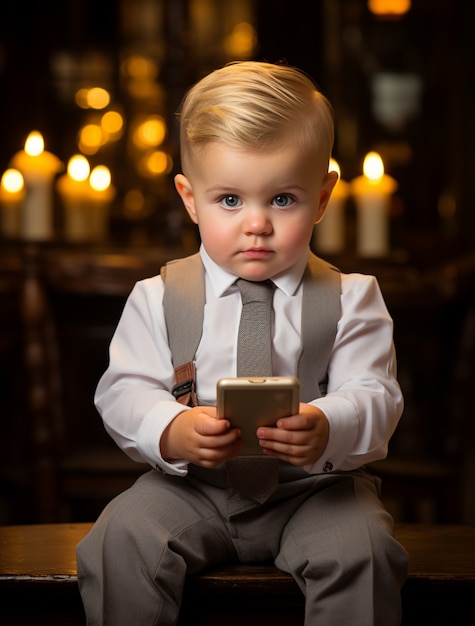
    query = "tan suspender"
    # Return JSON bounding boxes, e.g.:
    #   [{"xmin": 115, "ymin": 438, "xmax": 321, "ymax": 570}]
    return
[
  {"xmin": 161, "ymin": 253, "xmax": 204, "ymax": 407},
  {"xmin": 298, "ymin": 253, "xmax": 341, "ymax": 400},
  {"xmin": 161, "ymin": 252, "xmax": 341, "ymax": 405}
]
